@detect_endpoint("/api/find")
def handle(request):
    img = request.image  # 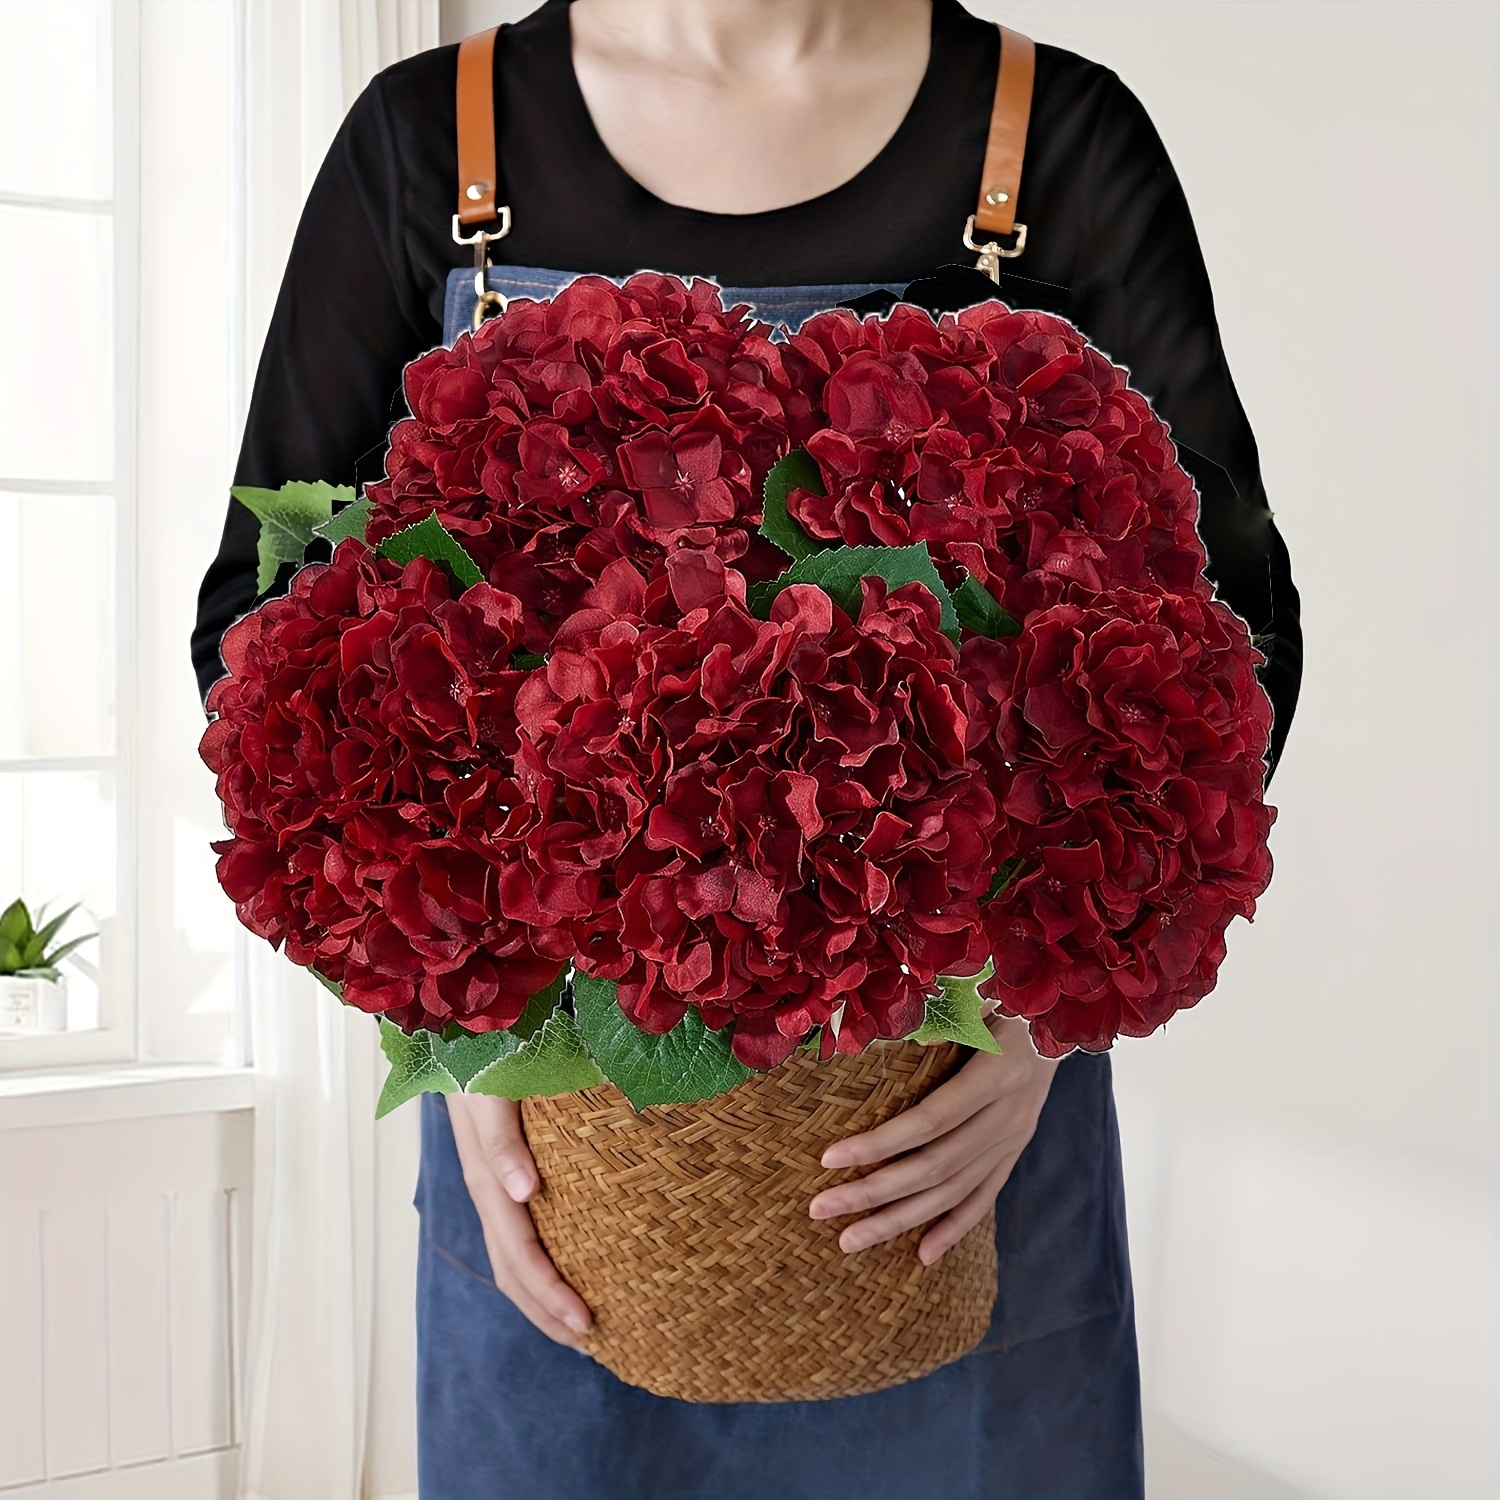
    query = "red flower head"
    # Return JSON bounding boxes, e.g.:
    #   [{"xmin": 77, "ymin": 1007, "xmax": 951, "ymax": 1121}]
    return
[
  {"xmin": 960, "ymin": 584, "xmax": 1276, "ymax": 1056},
  {"xmin": 199, "ymin": 539, "xmax": 567, "ymax": 1033},
  {"xmin": 507, "ymin": 552, "xmax": 1000, "ymax": 1068},
  {"xmin": 780, "ymin": 301, "xmax": 1212, "ymax": 617},
  {"xmin": 364, "ymin": 273, "xmax": 814, "ymax": 652}
]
